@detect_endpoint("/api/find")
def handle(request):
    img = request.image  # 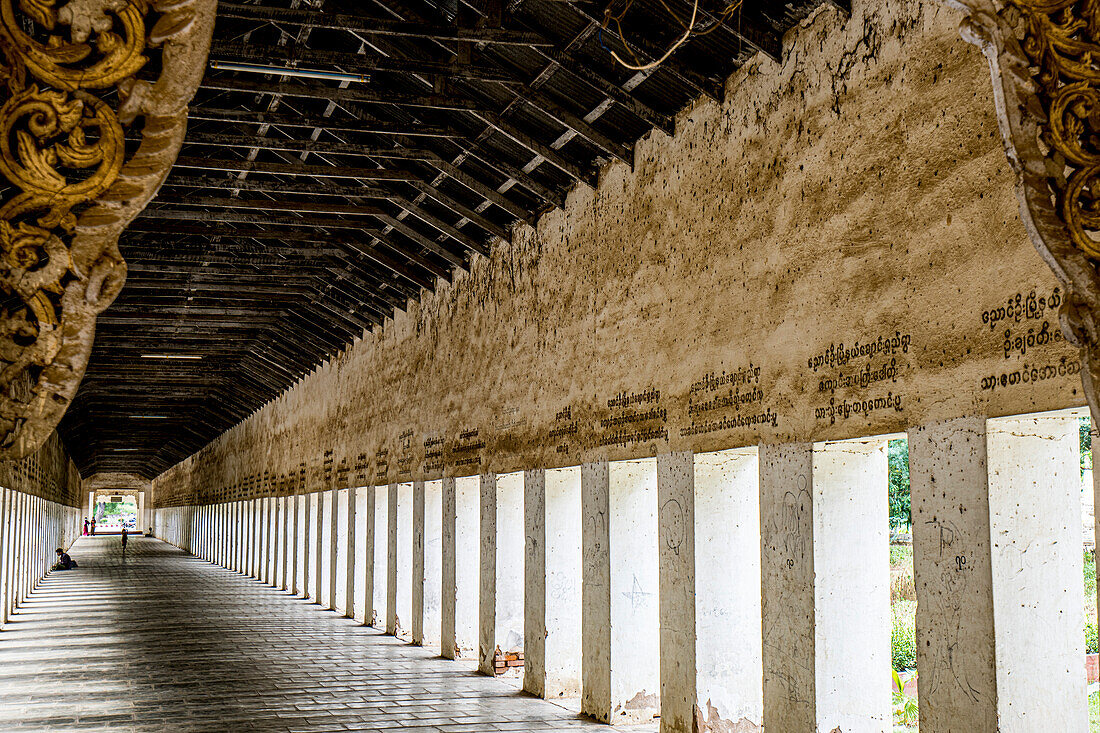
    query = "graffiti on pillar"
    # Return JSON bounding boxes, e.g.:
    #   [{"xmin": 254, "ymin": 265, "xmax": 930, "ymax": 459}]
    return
[
  {"xmin": 0, "ymin": 0, "xmax": 215, "ymax": 459},
  {"xmin": 921, "ymin": 515, "xmax": 983, "ymax": 704},
  {"xmin": 774, "ymin": 475, "xmax": 811, "ymax": 570},
  {"xmin": 621, "ymin": 574, "xmax": 654, "ymax": 611},
  {"xmin": 660, "ymin": 497, "xmax": 685, "ymax": 557},
  {"xmin": 944, "ymin": 0, "xmax": 1100, "ymax": 423}
]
